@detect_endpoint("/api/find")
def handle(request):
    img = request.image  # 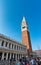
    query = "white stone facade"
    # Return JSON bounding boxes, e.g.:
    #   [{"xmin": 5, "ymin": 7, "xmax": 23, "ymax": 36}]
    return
[{"xmin": 0, "ymin": 34, "xmax": 27, "ymax": 60}]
